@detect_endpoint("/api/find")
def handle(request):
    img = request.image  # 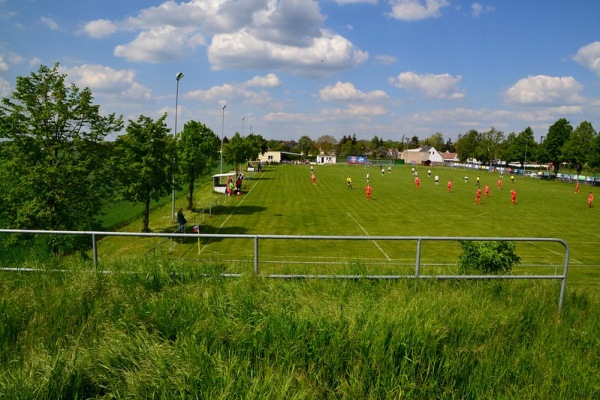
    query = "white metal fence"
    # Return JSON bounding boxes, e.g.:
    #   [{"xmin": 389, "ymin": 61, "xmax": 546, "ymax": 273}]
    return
[{"xmin": 0, "ymin": 229, "xmax": 570, "ymax": 313}]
